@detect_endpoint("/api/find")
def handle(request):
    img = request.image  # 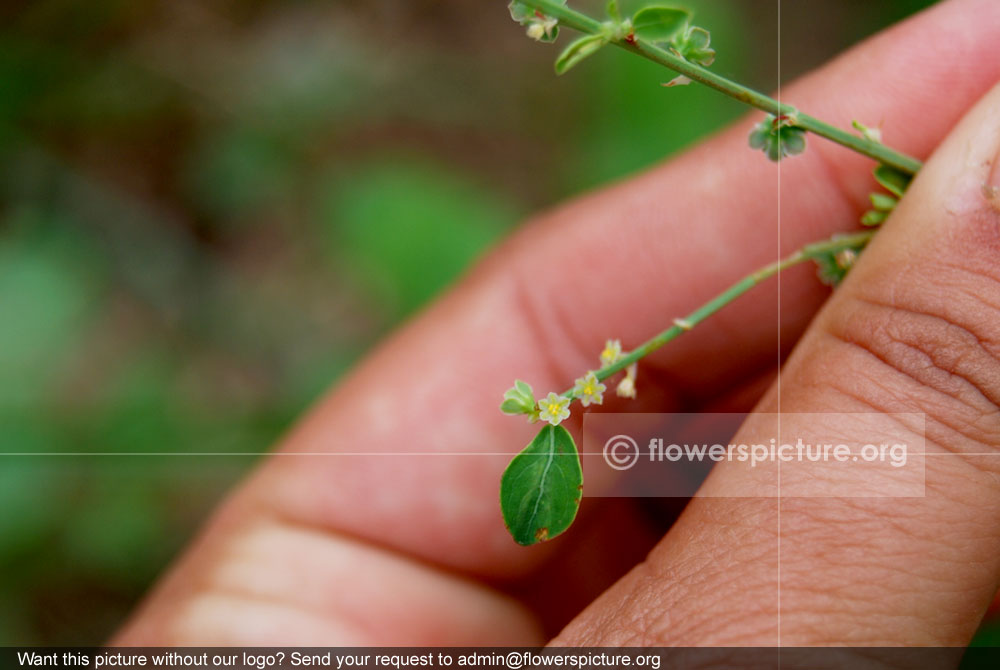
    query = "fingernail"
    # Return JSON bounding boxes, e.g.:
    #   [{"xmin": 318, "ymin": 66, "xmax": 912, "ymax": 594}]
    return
[
  {"xmin": 983, "ymin": 120, "xmax": 1000, "ymax": 207},
  {"xmin": 985, "ymin": 157, "xmax": 1000, "ymax": 204},
  {"xmin": 940, "ymin": 93, "xmax": 1000, "ymax": 217}
]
